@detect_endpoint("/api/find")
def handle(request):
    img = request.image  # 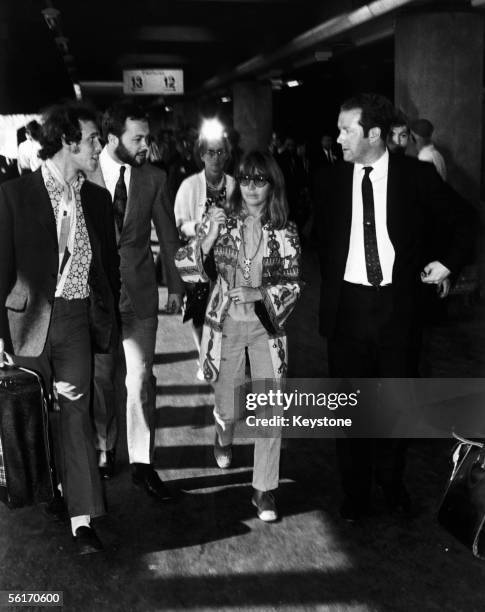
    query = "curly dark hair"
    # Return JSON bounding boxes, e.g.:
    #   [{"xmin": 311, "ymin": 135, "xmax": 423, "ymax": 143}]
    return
[
  {"xmin": 102, "ymin": 99, "xmax": 148, "ymax": 140},
  {"xmin": 38, "ymin": 103, "xmax": 98, "ymax": 160},
  {"xmin": 341, "ymin": 93, "xmax": 395, "ymax": 141}
]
